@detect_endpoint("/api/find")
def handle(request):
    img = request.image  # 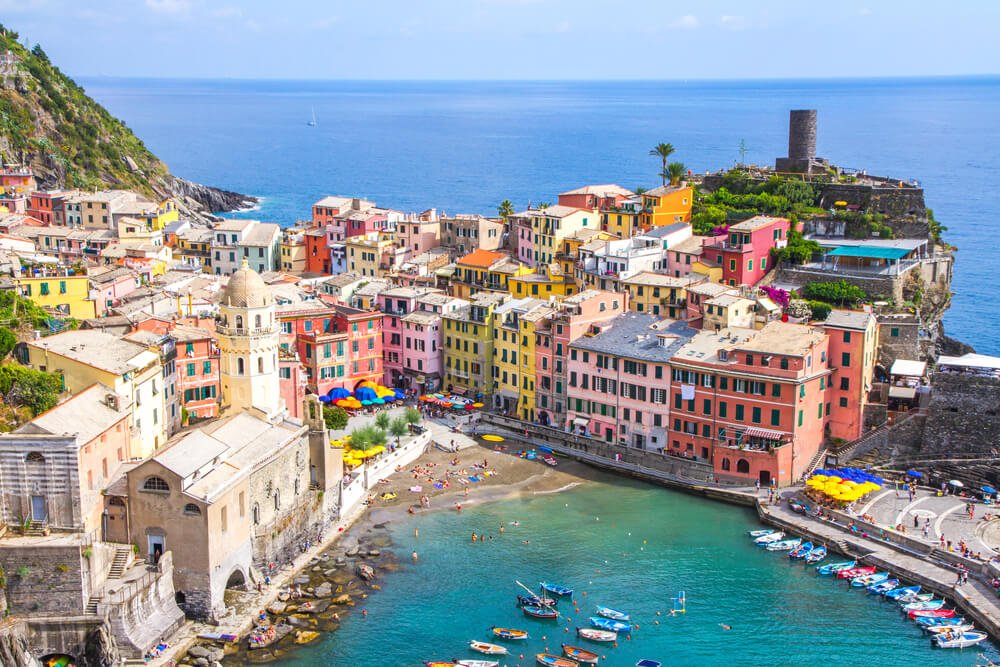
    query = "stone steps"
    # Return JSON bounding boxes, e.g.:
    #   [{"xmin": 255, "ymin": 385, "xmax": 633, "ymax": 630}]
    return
[
  {"xmin": 85, "ymin": 596, "xmax": 100, "ymax": 615},
  {"xmin": 108, "ymin": 547, "xmax": 131, "ymax": 579}
]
